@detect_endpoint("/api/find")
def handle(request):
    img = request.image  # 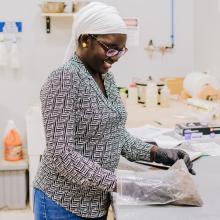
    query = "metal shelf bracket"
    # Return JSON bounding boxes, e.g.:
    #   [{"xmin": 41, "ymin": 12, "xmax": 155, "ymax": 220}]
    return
[{"xmin": 46, "ymin": 16, "xmax": 50, "ymax": 33}]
